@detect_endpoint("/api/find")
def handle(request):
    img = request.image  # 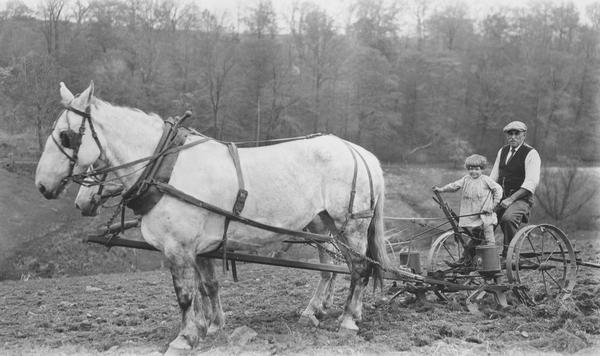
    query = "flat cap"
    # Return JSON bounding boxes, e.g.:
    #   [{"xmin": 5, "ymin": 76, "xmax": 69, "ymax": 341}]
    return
[{"xmin": 503, "ymin": 121, "xmax": 527, "ymax": 132}]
